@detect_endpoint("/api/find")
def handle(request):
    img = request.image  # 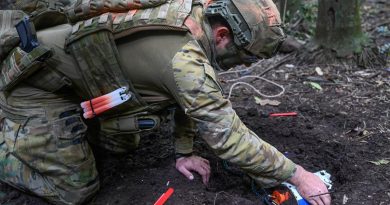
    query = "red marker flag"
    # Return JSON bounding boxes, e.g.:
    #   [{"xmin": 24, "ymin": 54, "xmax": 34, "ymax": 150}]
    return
[
  {"xmin": 269, "ymin": 112, "xmax": 297, "ymax": 117},
  {"xmin": 154, "ymin": 188, "xmax": 174, "ymax": 205}
]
